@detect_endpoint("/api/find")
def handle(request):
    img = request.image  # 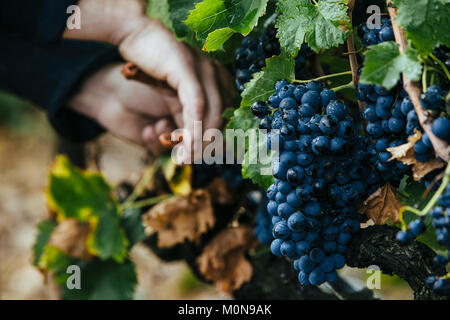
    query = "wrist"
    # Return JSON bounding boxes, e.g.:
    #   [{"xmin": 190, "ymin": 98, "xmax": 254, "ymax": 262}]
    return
[{"xmin": 63, "ymin": 0, "xmax": 147, "ymax": 46}]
